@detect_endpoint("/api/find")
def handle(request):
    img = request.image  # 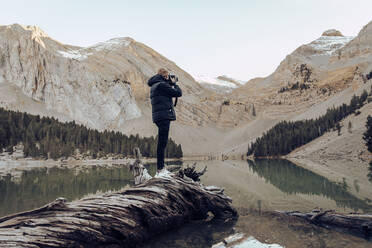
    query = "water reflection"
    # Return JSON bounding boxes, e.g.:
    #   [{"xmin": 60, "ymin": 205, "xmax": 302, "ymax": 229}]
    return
[
  {"xmin": 0, "ymin": 163, "xmax": 159, "ymax": 217},
  {"xmin": 140, "ymin": 218, "xmax": 237, "ymax": 248},
  {"xmin": 1, "ymin": 159, "xmax": 371, "ymax": 247},
  {"xmin": 247, "ymin": 159, "xmax": 372, "ymax": 212}
]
